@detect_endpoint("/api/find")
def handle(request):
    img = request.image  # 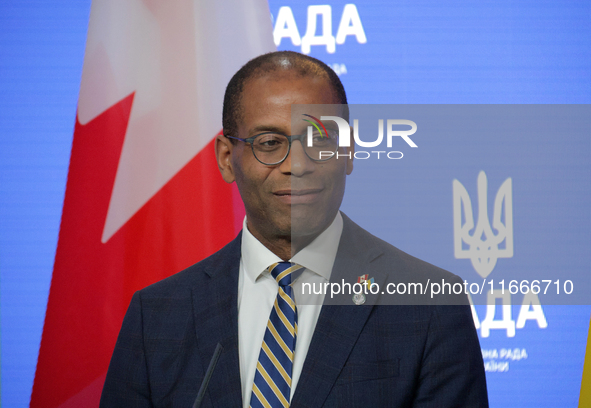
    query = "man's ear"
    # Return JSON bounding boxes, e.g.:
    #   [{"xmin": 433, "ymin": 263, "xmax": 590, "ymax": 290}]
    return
[
  {"xmin": 346, "ymin": 126, "xmax": 354, "ymax": 175},
  {"xmin": 215, "ymin": 134, "xmax": 236, "ymax": 183}
]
